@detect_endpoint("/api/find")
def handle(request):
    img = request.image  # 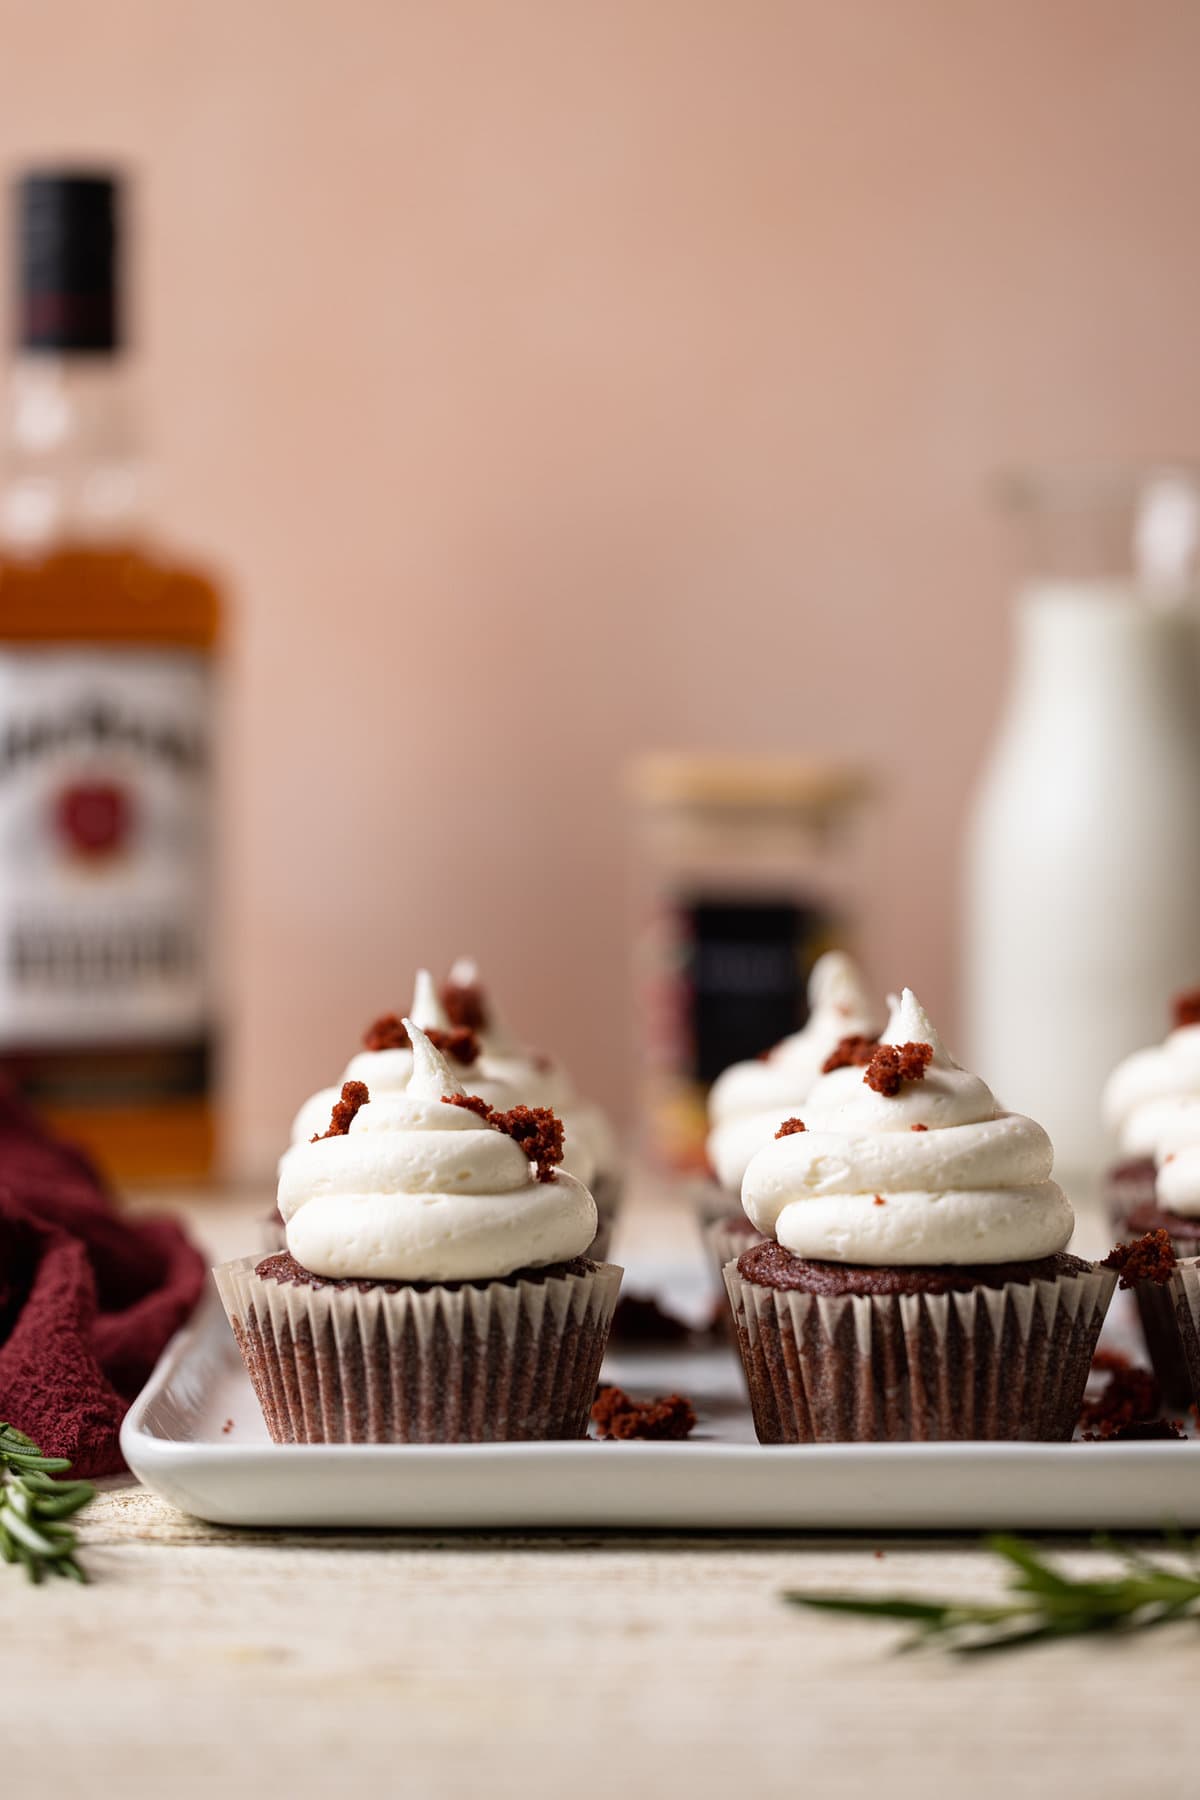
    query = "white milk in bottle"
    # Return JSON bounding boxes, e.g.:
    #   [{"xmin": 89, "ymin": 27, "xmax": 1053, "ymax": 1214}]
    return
[{"xmin": 963, "ymin": 469, "xmax": 1200, "ymax": 1183}]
